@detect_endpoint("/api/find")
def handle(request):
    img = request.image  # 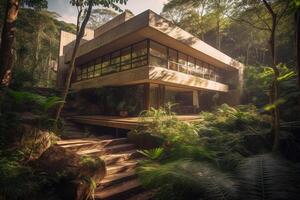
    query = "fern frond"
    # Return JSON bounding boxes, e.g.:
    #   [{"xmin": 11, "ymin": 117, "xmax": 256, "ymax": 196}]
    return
[
  {"xmin": 137, "ymin": 160, "xmax": 236, "ymax": 200},
  {"xmin": 236, "ymin": 154, "xmax": 300, "ymax": 200}
]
